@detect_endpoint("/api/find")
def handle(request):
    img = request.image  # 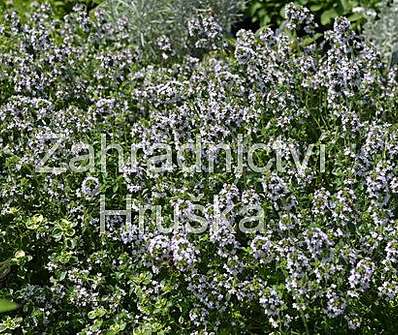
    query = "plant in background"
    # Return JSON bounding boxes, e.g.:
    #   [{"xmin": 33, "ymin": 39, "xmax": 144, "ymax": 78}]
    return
[
  {"xmin": 97, "ymin": 0, "xmax": 245, "ymax": 61},
  {"xmin": 247, "ymin": 0, "xmax": 380, "ymax": 29},
  {"xmin": 364, "ymin": 0, "xmax": 398, "ymax": 65}
]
